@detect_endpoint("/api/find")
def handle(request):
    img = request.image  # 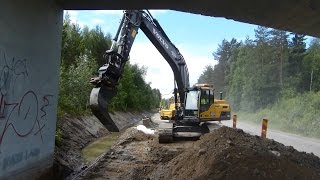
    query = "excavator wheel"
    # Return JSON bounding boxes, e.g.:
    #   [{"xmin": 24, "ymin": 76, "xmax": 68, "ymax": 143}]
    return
[
  {"xmin": 158, "ymin": 123, "xmax": 174, "ymax": 143},
  {"xmin": 90, "ymin": 86, "xmax": 119, "ymax": 132}
]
